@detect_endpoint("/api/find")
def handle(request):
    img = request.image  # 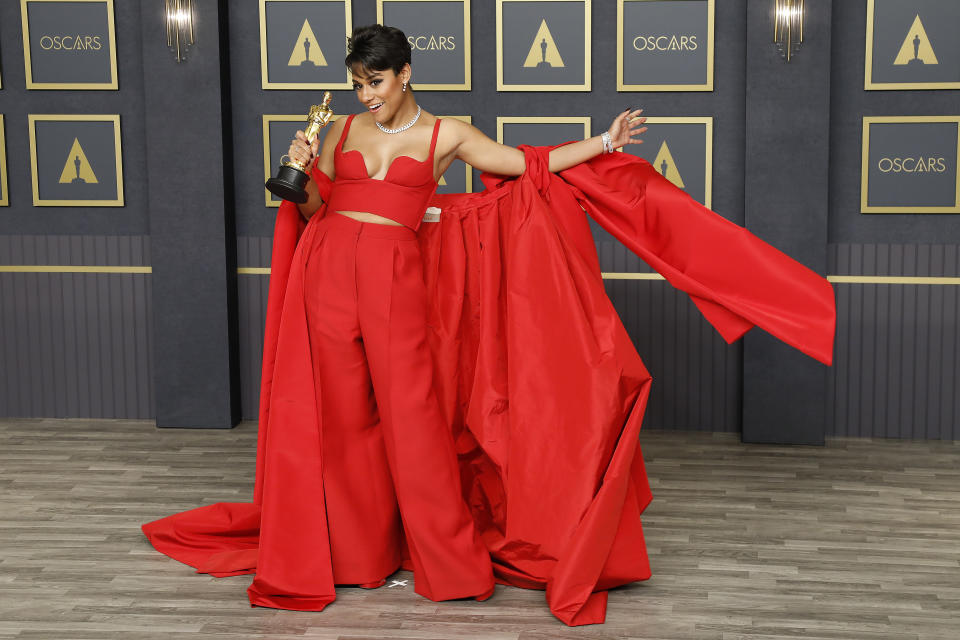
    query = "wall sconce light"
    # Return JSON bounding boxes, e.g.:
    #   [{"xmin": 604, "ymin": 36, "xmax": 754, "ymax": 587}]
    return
[
  {"xmin": 774, "ymin": 0, "xmax": 803, "ymax": 62},
  {"xmin": 165, "ymin": 0, "xmax": 195, "ymax": 63}
]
